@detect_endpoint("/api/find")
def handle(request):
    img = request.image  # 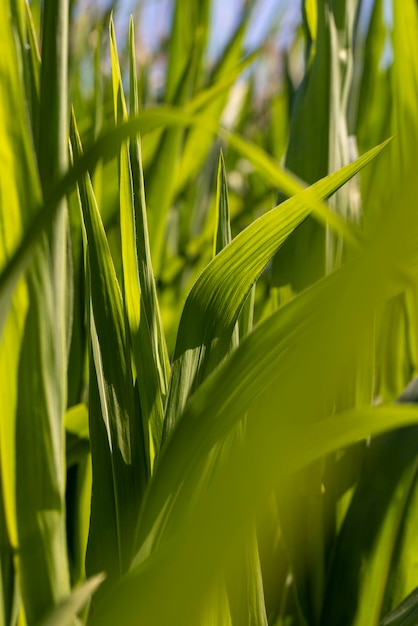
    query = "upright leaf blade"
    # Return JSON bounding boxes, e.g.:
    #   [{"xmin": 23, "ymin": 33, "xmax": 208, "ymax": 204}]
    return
[
  {"xmin": 110, "ymin": 19, "xmax": 168, "ymax": 468},
  {"xmin": 70, "ymin": 114, "xmax": 145, "ymax": 594},
  {"xmin": 0, "ymin": 1, "xmax": 73, "ymax": 622}
]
